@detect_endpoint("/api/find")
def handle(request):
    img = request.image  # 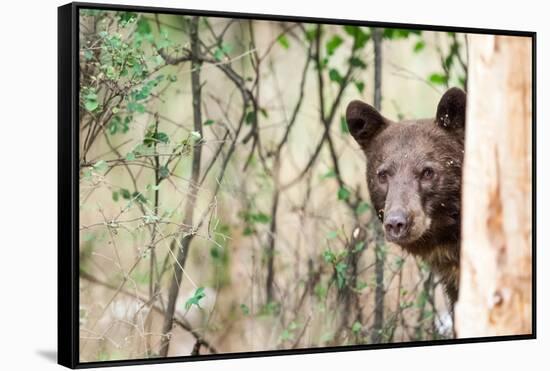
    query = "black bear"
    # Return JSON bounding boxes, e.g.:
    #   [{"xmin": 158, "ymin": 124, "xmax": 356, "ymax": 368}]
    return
[{"xmin": 346, "ymin": 88, "xmax": 466, "ymax": 304}]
